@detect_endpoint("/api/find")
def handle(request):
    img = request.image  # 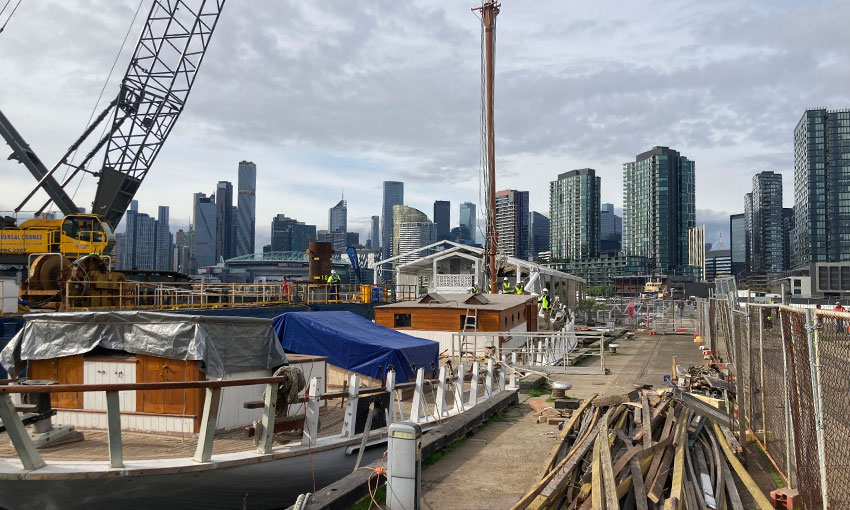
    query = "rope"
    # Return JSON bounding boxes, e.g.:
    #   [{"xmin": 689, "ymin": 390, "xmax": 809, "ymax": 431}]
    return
[{"xmin": 0, "ymin": 0, "xmax": 21, "ymax": 36}]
